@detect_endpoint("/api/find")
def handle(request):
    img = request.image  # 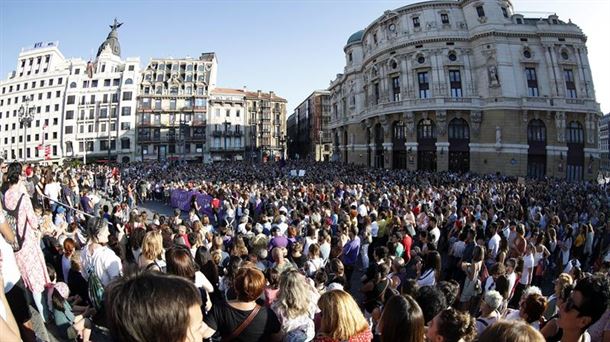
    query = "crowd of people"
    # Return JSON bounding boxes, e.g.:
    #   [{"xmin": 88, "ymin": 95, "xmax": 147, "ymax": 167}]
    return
[{"xmin": 0, "ymin": 157, "xmax": 609, "ymax": 342}]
